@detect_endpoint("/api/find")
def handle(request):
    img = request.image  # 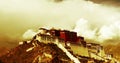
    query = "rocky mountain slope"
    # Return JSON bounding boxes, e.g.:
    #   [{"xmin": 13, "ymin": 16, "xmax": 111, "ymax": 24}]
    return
[
  {"xmin": 104, "ymin": 43, "xmax": 120, "ymax": 62},
  {"xmin": 0, "ymin": 40, "xmax": 74, "ymax": 63}
]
